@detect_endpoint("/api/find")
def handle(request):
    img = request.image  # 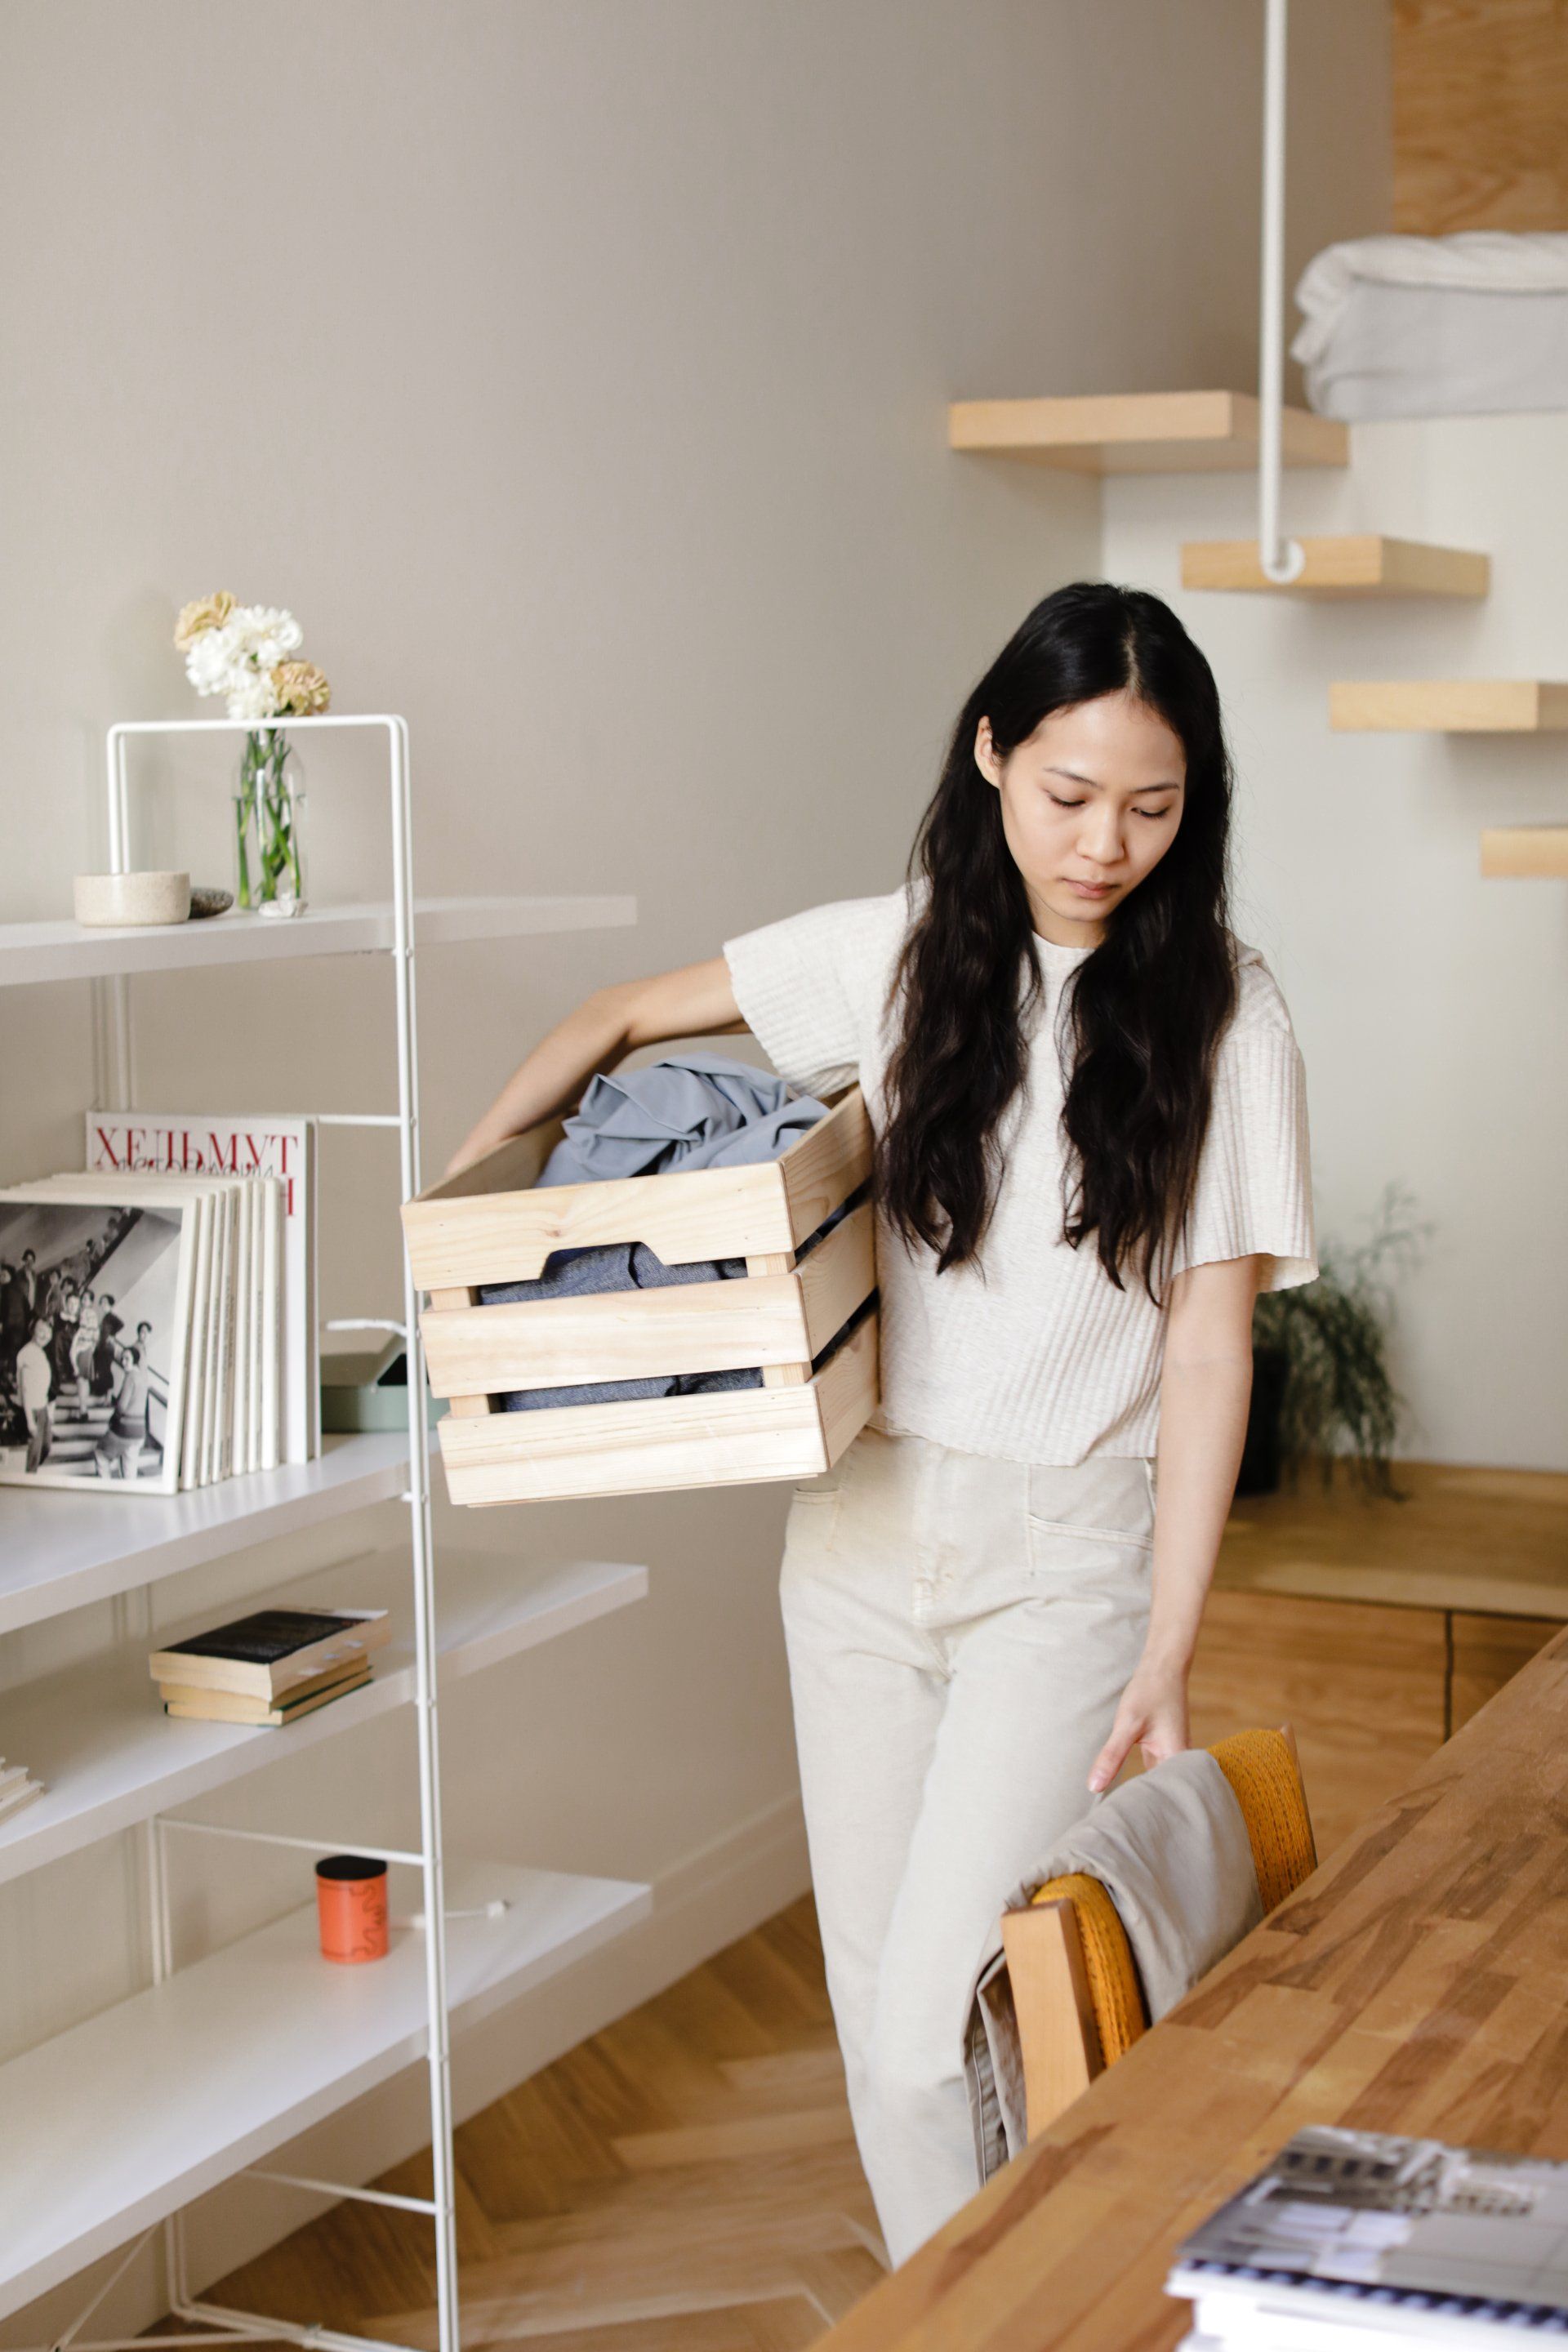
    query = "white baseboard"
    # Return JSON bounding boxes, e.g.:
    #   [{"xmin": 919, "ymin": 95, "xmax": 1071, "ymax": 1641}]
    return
[{"xmin": 2, "ymin": 1793, "xmax": 813, "ymax": 2351}]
